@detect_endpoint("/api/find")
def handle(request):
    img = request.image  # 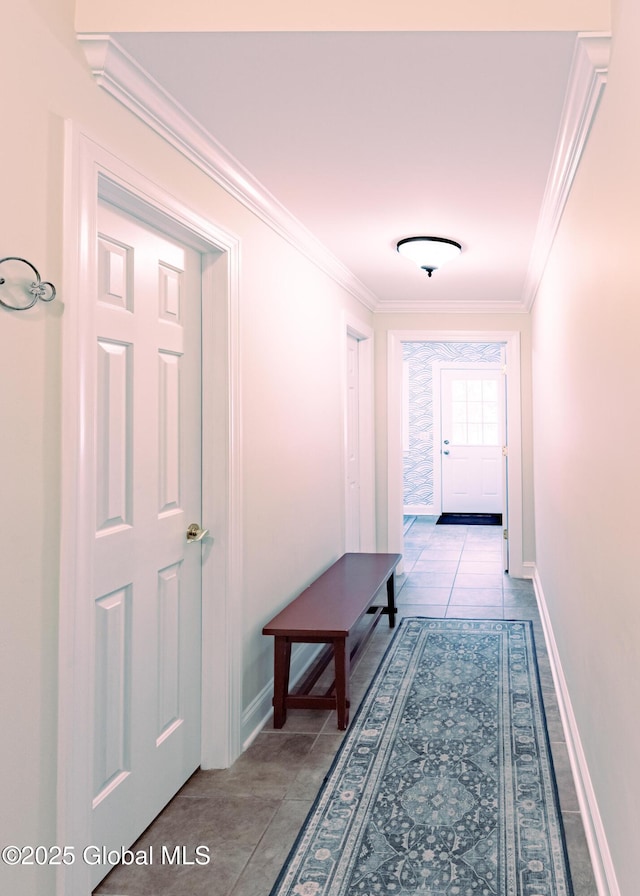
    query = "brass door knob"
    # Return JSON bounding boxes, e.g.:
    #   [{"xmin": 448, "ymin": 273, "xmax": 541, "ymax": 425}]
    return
[{"xmin": 186, "ymin": 523, "xmax": 209, "ymax": 543}]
